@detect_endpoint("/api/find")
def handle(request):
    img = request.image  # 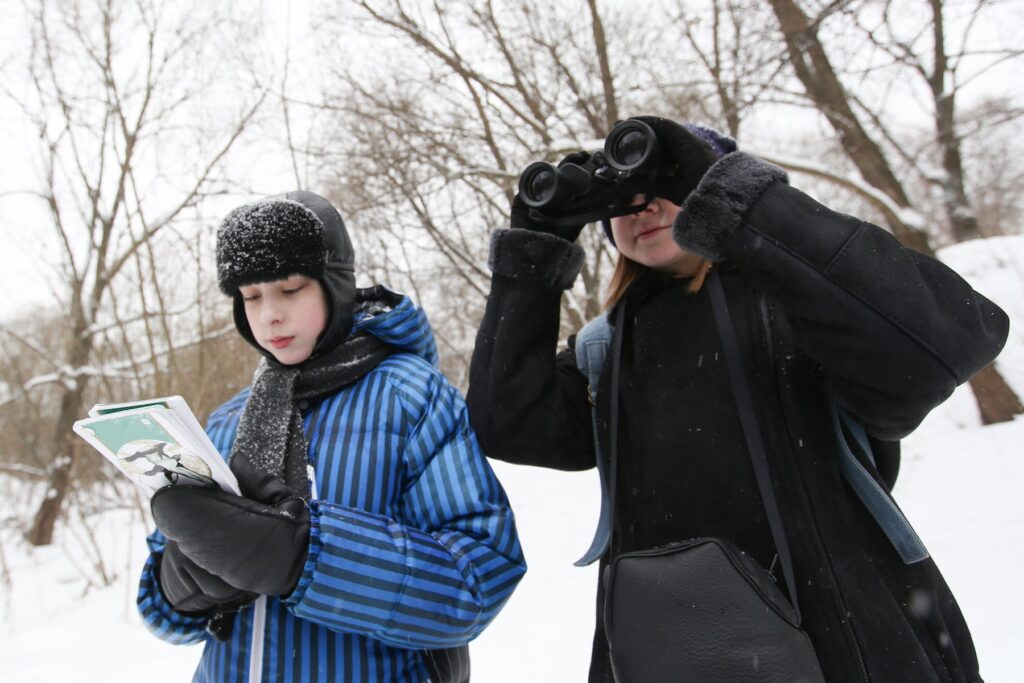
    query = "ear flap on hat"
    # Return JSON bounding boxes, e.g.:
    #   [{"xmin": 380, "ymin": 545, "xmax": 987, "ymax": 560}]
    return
[{"xmin": 282, "ymin": 191, "xmax": 357, "ymax": 355}]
